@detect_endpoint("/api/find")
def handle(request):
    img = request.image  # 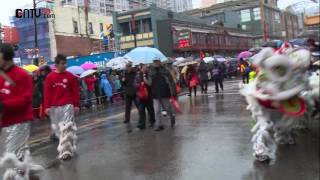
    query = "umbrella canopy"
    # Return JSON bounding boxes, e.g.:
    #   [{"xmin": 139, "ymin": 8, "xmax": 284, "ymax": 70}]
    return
[
  {"xmin": 81, "ymin": 62, "xmax": 97, "ymax": 70},
  {"xmin": 289, "ymin": 39, "xmax": 308, "ymax": 47},
  {"xmin": 106, "ymin": 57, "xmax": 131, "ymax": 70},
  {"xmin": 173, "ymin": 58, "xmax": 193, "ymax": 66},
  {"xmin": 177, "ymin": 61, "xmax": 198, "ymax": 67},
  {"xmin": 181, "ymin": 66, "xmax": 188, "ymax": 74},
  {"xmin": 203, "ymin": 57, "xmax": 214, "ymax": 63},
  {"xmin": 124, "ymin": 47, "xmax": 167, "ymax": 64},
  {"xmin": 312, "ymin": 52, "xmax": 320, "ymax": 57},
  {"xmin": 66, "ymin": 66, "xmax": 85, "ymax": 75},
  {"xmin": 175, "ymin": 57, "xmax": 185, "ymax": 62},
  {"xmin": 237, "ymin": 51, "xmax": 253, "ymax": 59},
  {"xmin": 23, "ymin": 64, "xmax": 38, "ymax": 73},
  {"xmin": 80, "ymin": 69, "xmax": 97, "ymax": 78},
  {"xmin": 313, "ymin": 61, "xmax": 320, "ymax": 66}
]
